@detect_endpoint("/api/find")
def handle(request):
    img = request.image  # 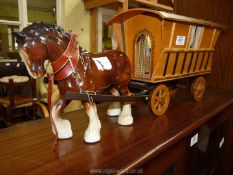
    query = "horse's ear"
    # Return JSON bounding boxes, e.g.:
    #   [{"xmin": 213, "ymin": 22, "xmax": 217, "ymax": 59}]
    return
[
  {"xmin": 13, "ymin": 32, "xmax": 26, "ymax": 43},
  {"xmin": 13, "ymin": 32, "xmax": 23, "ymax": 38}
]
